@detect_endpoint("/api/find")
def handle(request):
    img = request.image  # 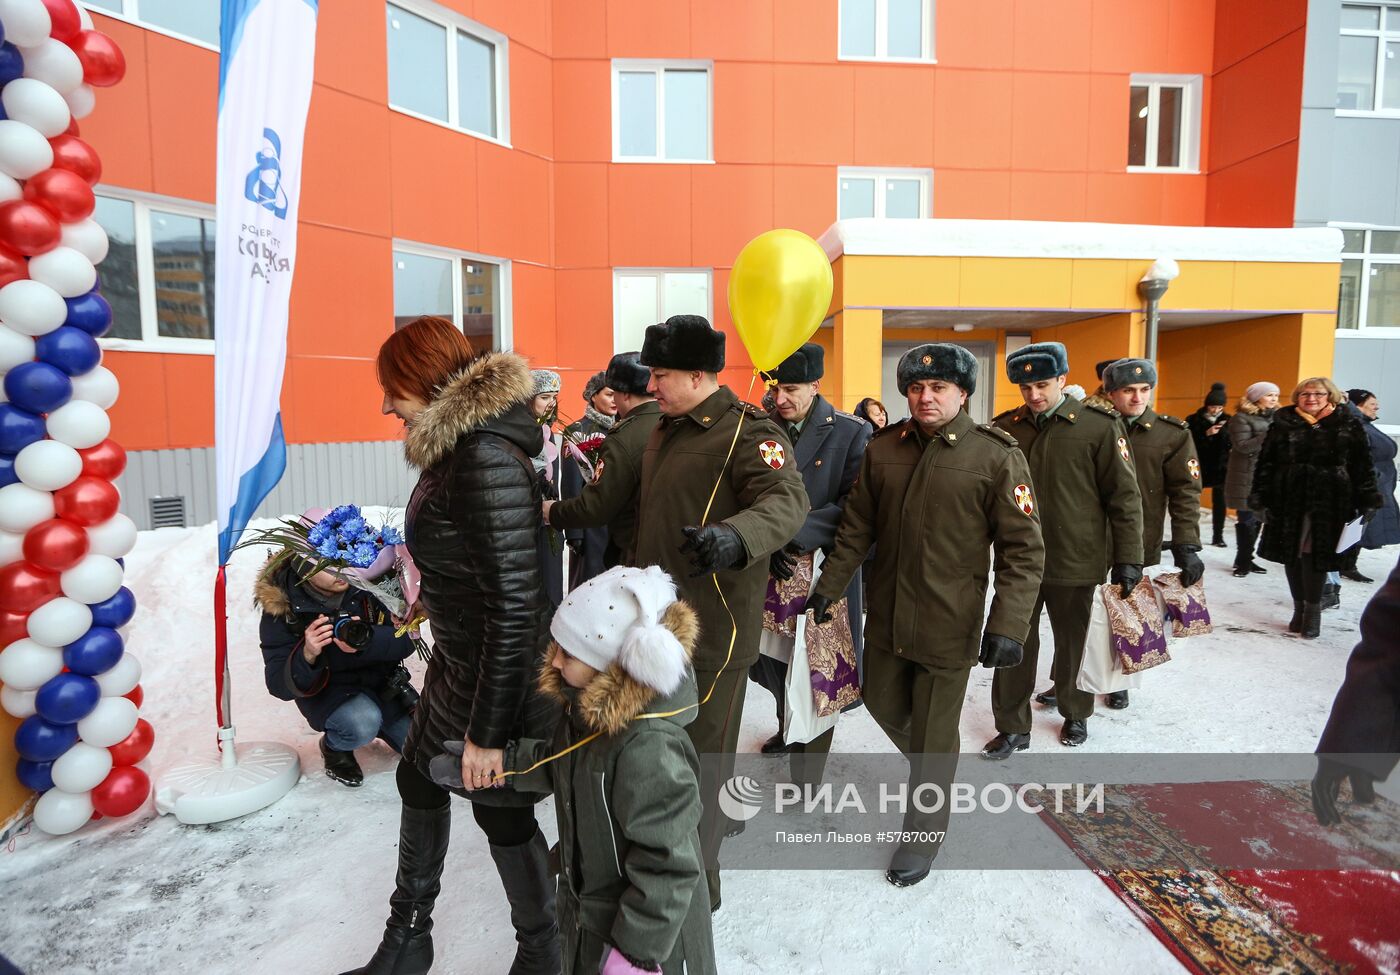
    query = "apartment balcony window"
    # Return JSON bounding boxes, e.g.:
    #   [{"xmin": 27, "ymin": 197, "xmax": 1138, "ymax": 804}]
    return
[
  {"xmin": 1127, "ymin": 74, "xmax": 1202, "ymax": 173},
  {"xmin": 392, "ymin": 242, "xmax": 510, "ymax": 350},
  {"xmin": 386, "ymin": 1, "xmax": 510, "ymax": 144},
  {"xmin": 612, "ymin": 61, "xmax": 712, "ymax": 163},
  {"xmin": 838, "ymin": 168, "xmax": 932, "ymax": 219},
  {"xmin": 1338, "ymin": 227, "xmax": 1400, "ymax": 331},
  {"xmin": 1337, "ymin": 3, "xmax": 1400, "ymax": 113},
  {"xmin": 839, "ymin": 0, "xmax": 934, "ymax": 62},
  {"xmin": 614, "ymin": 269, "xmax": 711, "ymax": 353}
]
